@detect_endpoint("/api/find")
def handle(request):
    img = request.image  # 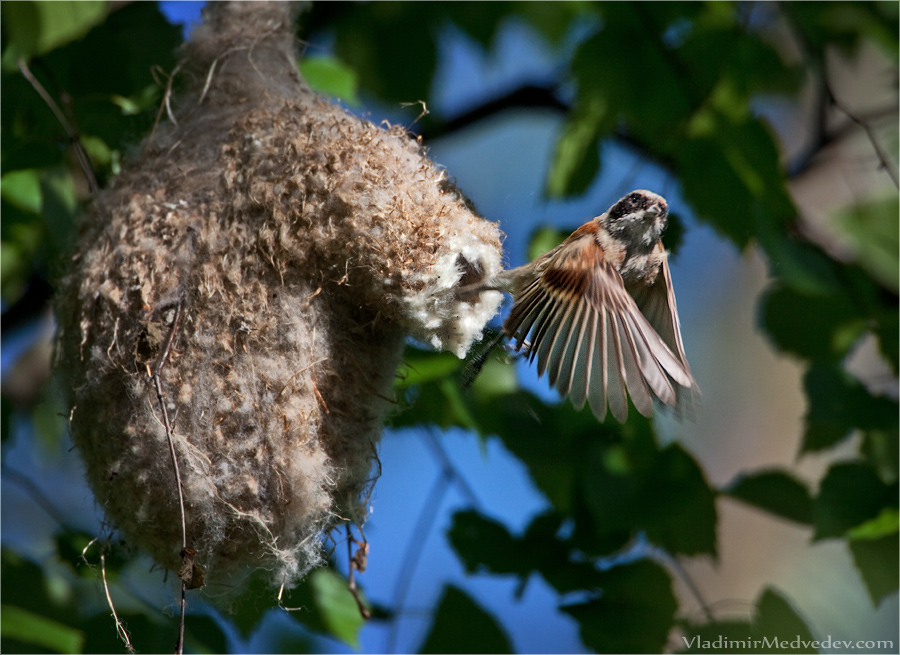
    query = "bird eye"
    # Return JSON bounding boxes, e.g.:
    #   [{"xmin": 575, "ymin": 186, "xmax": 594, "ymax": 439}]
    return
[{"xmin": 627, "ymin": 193, "xmax": 645, "ymax": 210}]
